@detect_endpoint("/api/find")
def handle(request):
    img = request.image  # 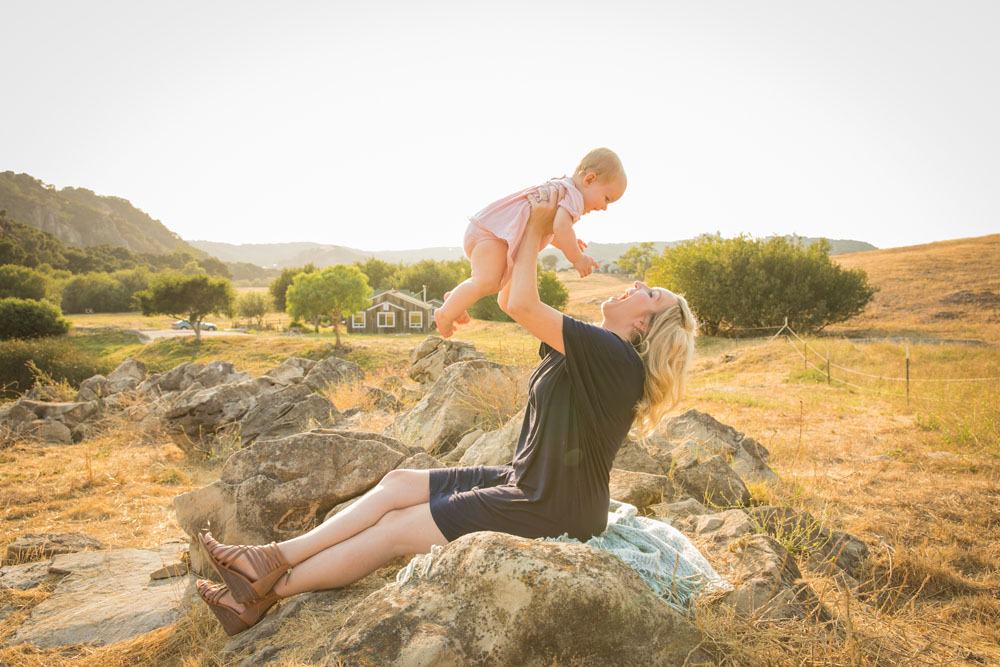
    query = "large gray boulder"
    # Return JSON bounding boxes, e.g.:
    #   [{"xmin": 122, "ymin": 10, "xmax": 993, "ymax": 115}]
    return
[
  {"xmin": 407, "ymin": 335, "xmax": 485, "ymax": 384},
  {"xmin": 612, "ymin": 439, "xmax": 668, "ymax": 475},
  {"xmin": 9, "ymin": 544, "xmax": 194, "ymax": 649},
  {"xmin": 263, "ymin": 356, "xmax": 315, "ymax": 384},
  {"xmin": 163, "ymin": 376, "xmax": 280, "ymax": 443},
  {"xmin": 388, "ymin": 360, "xmax": 523, "ymax": 457},
  {"xmin": 174, "ymin": 431, "xmax": 407, "ymax": 573},
  {"xmin": 670, "ymin": 446, "xmax": 752, "ymax": 507},
  {"xmin": 328, "ymin": 532, "xmax": 710, "ymax": 665},
  {"xmin": 105, "ymin": 357, "xmax": 147, "ymax": 394},
  {"xmin": 608, "ymin": 469, "xmax": 684, "ymax": 511},
  {"xmin": 223, "ymin": 383, "xmax": 338, "ymax": 445},
  {"xmin": 302, "ymin": 357, "xmax": 364, "ymax": 393},
  {"xmin": 76, "ymin": 374, "xmax": 110, "ymax": 402},
  {"xmin": 660, "ymin": 409, "xmax": 779, "ymax": 484}
]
